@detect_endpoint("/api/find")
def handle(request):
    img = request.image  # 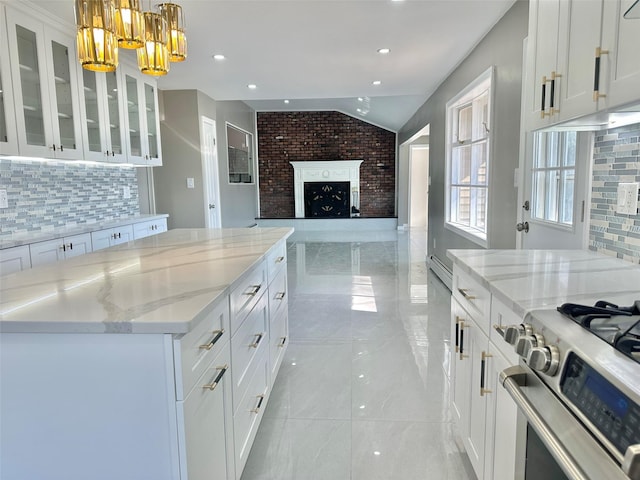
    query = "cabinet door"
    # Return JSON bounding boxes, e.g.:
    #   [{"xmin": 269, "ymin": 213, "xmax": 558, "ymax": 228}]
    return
[
  {"xmin": 483, "ymin": 345, "xmax": 519, "ymax": 480},
  {"xmin": 0, "ymin": 245, "xmax": 31, "ymax": 275},
  {"xmin": 81, "ymin": 69, "xmax": 110, "ymax": 162},
  {"xmin": 30, "ymin": 238, "xmax": 64, "ymax": 267},
  {"xmin": 178, "ymin": 344, "xmax": 235, "ymax": 480},
  {"xmin": 43, "ymin": 27, "xmax": 83, "ymax": 159},
  {"xmin": 91, "ymin": 229, "xmax": 113, "ymax": 251},
  {"xmin": 142, "ymin": 79, "xmax": 162, "ymax": 165},
  {"xmin": 0, "ymin": 5, "xmax": 19, "ymax": 156},
  {"xmin": 524, "ymin": 0, "xmax": 562, "ymax": 130},
  {"xmin": 6, "ymin": 8, "xmax": 54, "ymax": 158},
  {"xmin": 112, "ymin": 225, "xmax": 134, "ymax": 245},
  {"xmin": 63, "ymin": 233, "xmax": 92, "ymax": 259},
  {"xmin": 450, "ymin": 299, "xmax": 468, "ymax": 428},
  {"xmin": 464, "ymin": 321, "xmax": 490, "ymax": 480},
  {"xmin": 124, "ymin": 72, "xmax": 145, "ymax": 165},
  {"xmin": 556, "ymin": 0, "xmax": 603, "ymax": 122},
  {"xmin": 601, "ymin": 0, "xmax": 640, "ymax": 109},
  {"xmin": 103, "ymin": 70, "xmax": 127, "ymax": 163}
]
